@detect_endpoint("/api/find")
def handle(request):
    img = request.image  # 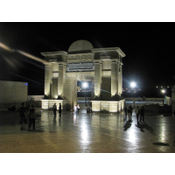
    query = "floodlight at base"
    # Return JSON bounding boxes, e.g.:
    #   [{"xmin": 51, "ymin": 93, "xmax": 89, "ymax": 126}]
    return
[{"xmin": 82, "ymin": 82, "xmax": 88, "ymax": 88}]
